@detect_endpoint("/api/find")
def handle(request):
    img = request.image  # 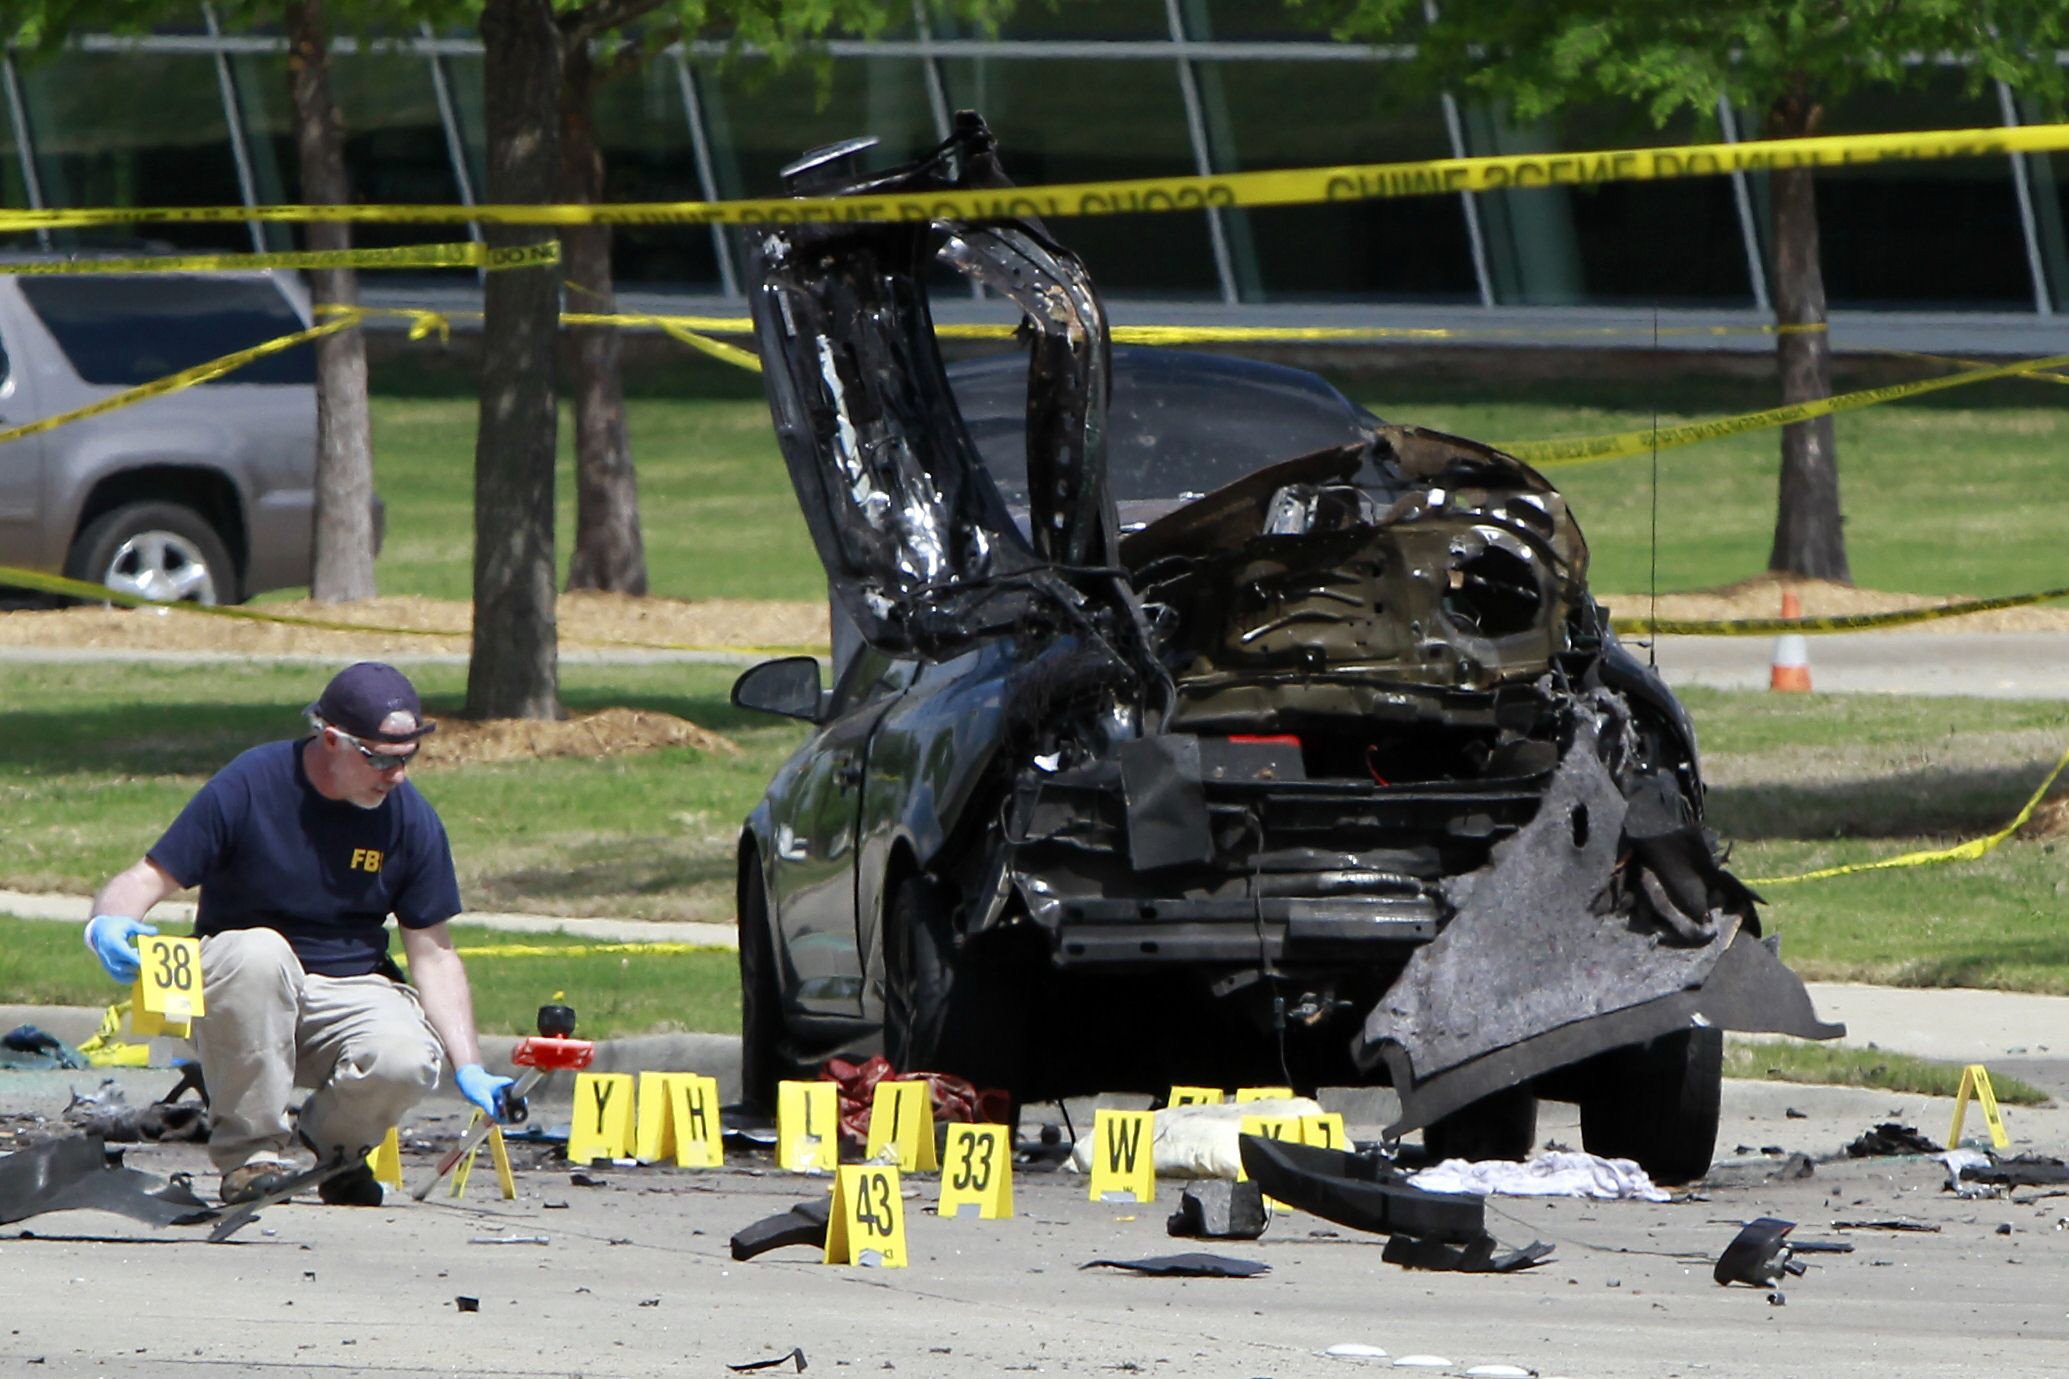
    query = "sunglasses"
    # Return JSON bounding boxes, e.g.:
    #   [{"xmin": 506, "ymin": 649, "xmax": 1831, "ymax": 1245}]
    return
[{"xmin": 332, "ymin": 728, "xmax": 418, "ymax": 772}]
